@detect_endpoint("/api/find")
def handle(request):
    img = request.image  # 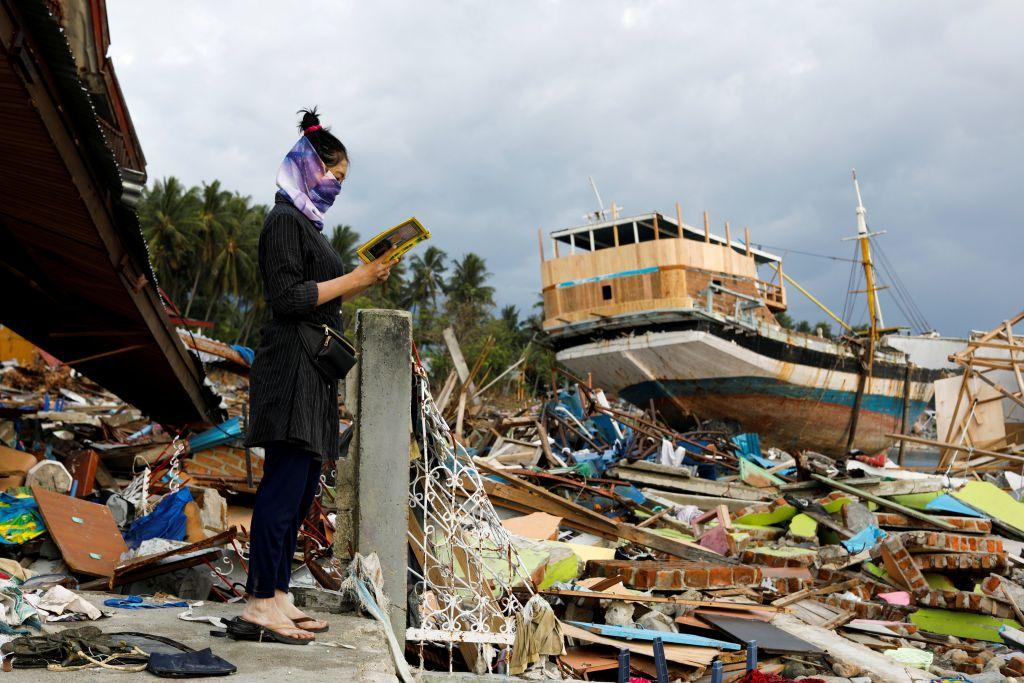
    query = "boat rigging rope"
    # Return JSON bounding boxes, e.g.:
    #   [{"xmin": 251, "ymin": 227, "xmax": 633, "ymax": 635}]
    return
[{"xmin": 869, "ymin": 236, "xmax": 932, "ymax": 333}]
